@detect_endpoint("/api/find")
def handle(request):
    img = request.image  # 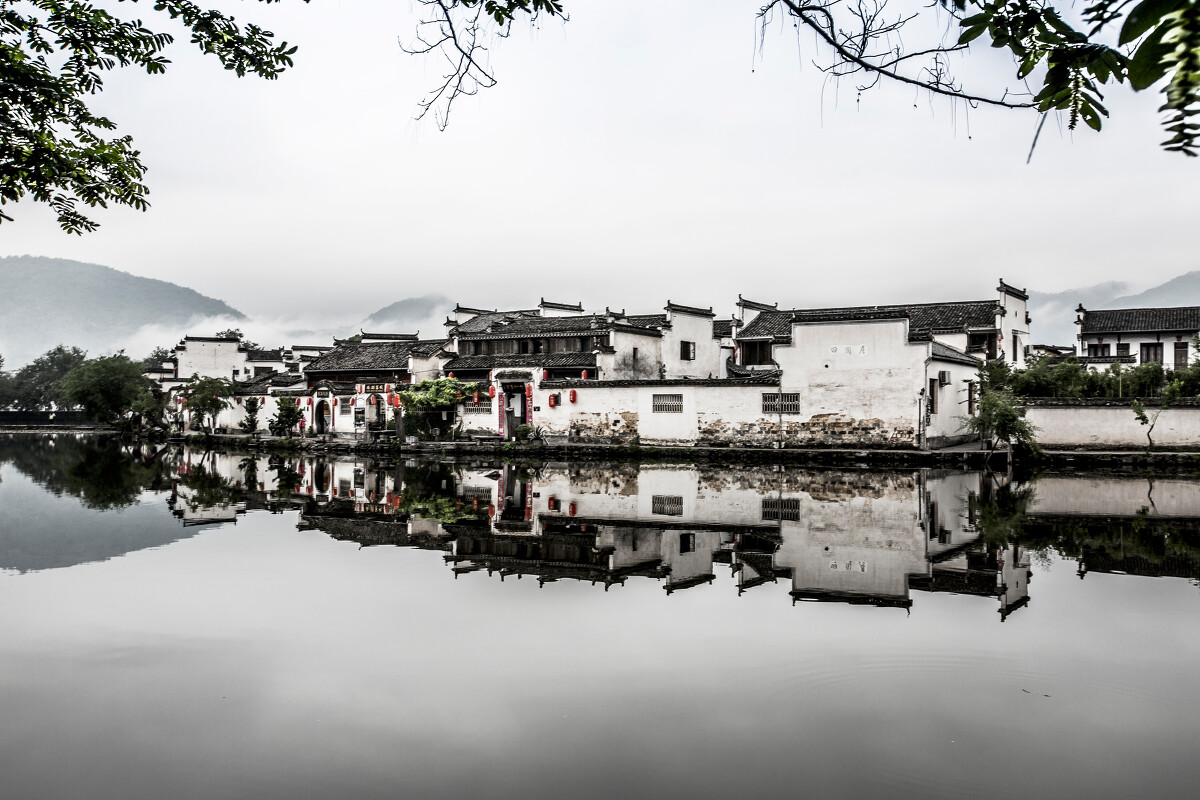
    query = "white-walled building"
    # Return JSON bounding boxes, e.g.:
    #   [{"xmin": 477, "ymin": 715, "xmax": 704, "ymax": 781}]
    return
[{"xmin": 1075, "ymin": 305, "xmax": 1200, "ymax": 371}]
